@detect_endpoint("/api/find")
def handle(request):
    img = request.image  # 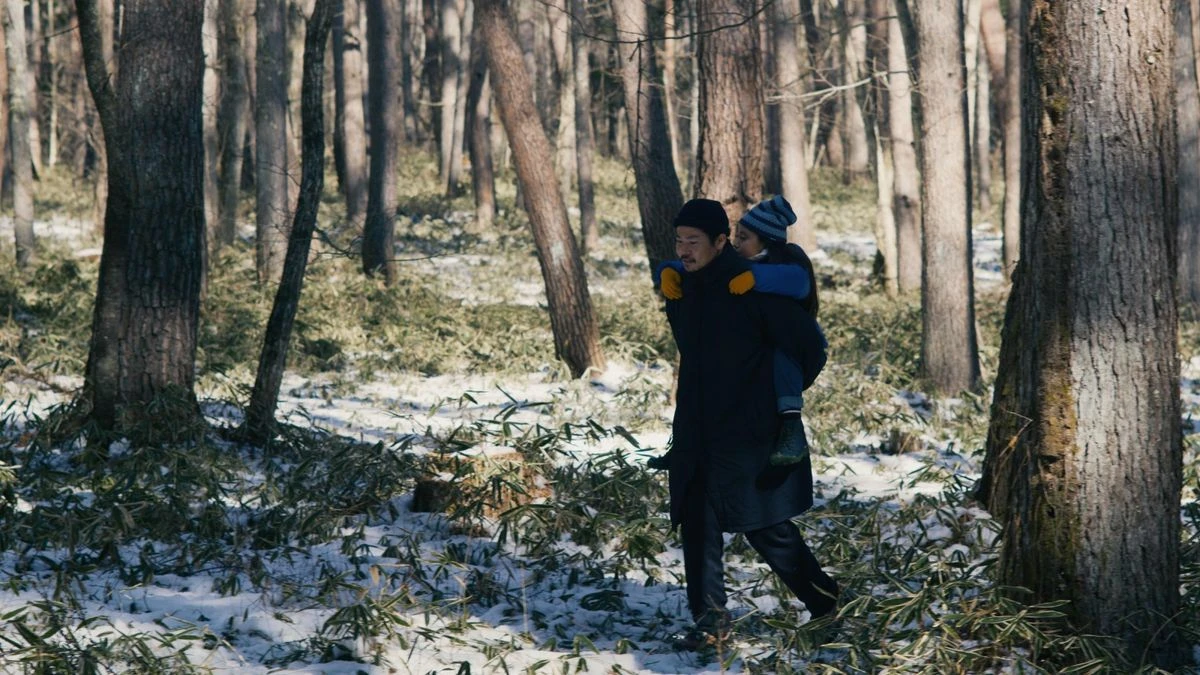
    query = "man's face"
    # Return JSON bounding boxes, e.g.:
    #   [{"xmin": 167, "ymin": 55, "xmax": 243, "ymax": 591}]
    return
[{"xmin": 675, "ymin": 226, "xmax": 726, "ymax": 272}]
